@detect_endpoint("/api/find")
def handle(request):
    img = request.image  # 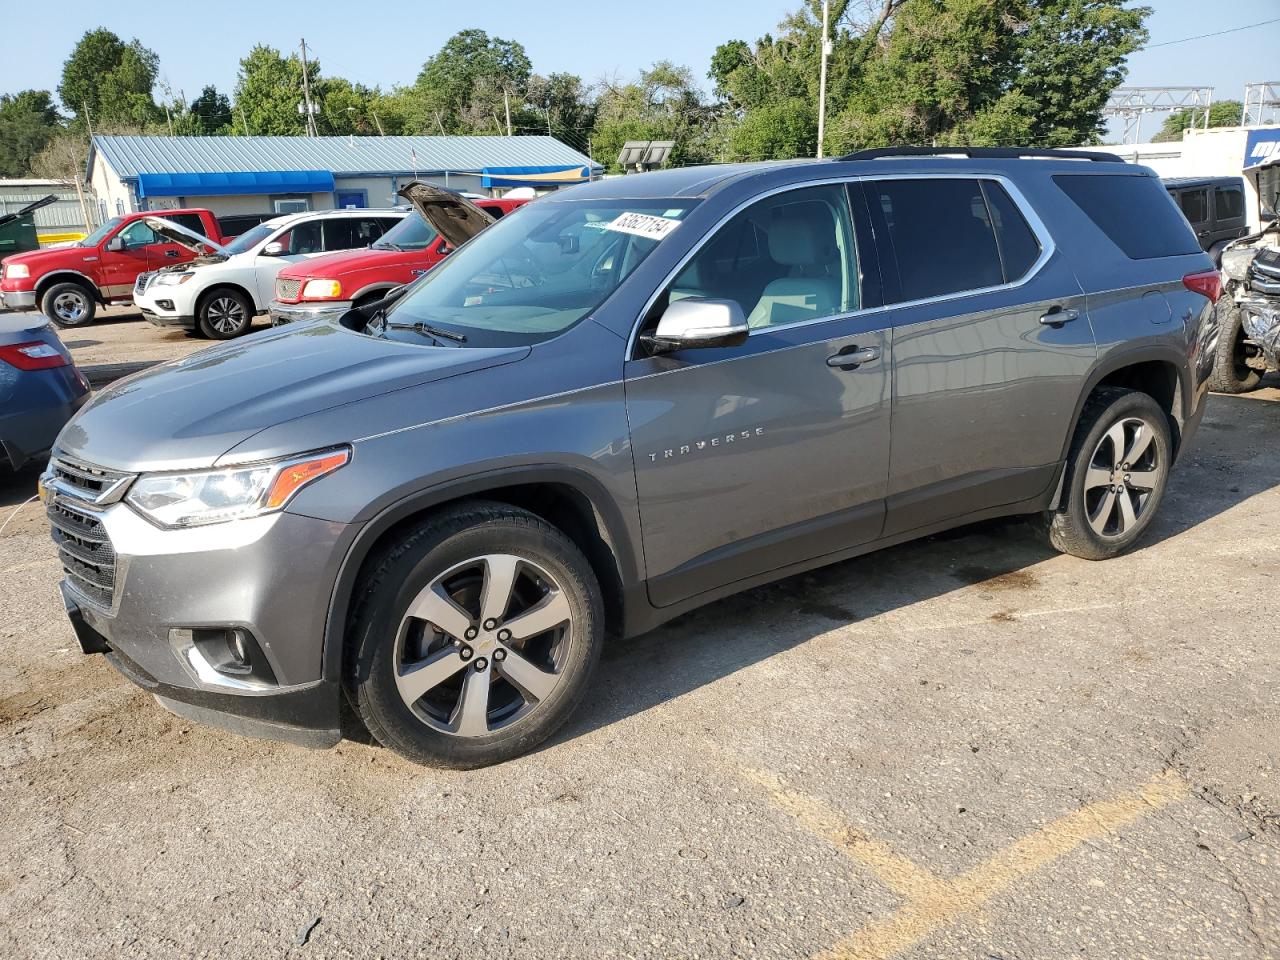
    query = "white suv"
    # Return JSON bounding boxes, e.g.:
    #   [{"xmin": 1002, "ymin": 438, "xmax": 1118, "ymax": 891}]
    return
[{"xmin": 133, "ymin": 209, "xmax": 406, "ymax": 338}]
